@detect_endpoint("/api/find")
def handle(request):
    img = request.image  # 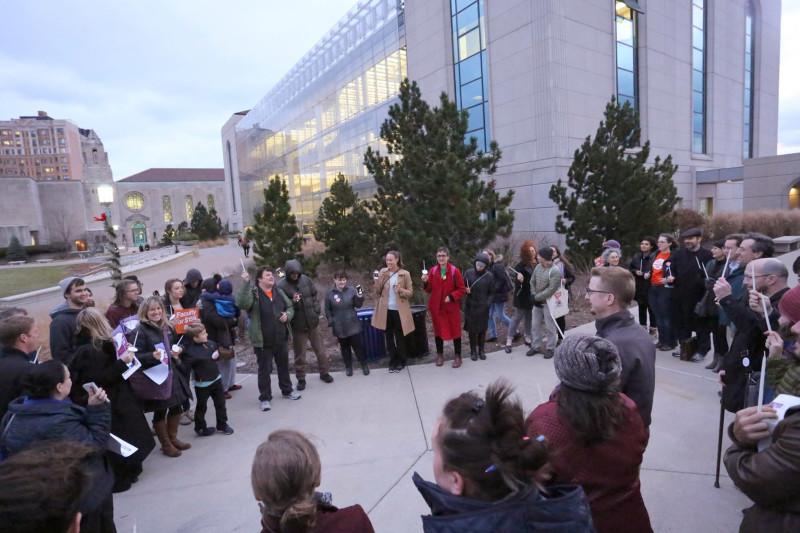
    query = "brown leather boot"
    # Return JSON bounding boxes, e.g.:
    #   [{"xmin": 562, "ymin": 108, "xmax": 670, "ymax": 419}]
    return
[
  {"xmin": 167, "ymin": 413, "xmax": 192, "ymax": 451},
  {"xmin": 435, "ymin": 353, "xmax": 444, "ymax": 367},
  {"xmin": 154, "ymin": 420, "xmax": 181, "ymax": 457},
  {"xmin": 452, "ymin": 355, "xmax": 462, "ymax": 368}
]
